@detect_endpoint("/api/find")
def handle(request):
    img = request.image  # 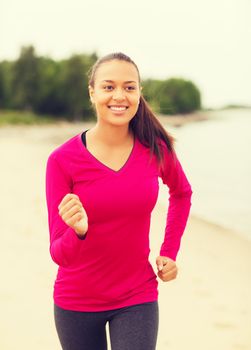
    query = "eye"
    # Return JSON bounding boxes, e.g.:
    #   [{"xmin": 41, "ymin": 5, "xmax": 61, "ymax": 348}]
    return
[
  {"xmin": 103, "ymin": 85, "xmax": 113, "ymax": 91},
  {"xmin": 126, "ymin": 86, "xmax": 136, "ymax": 91}
]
